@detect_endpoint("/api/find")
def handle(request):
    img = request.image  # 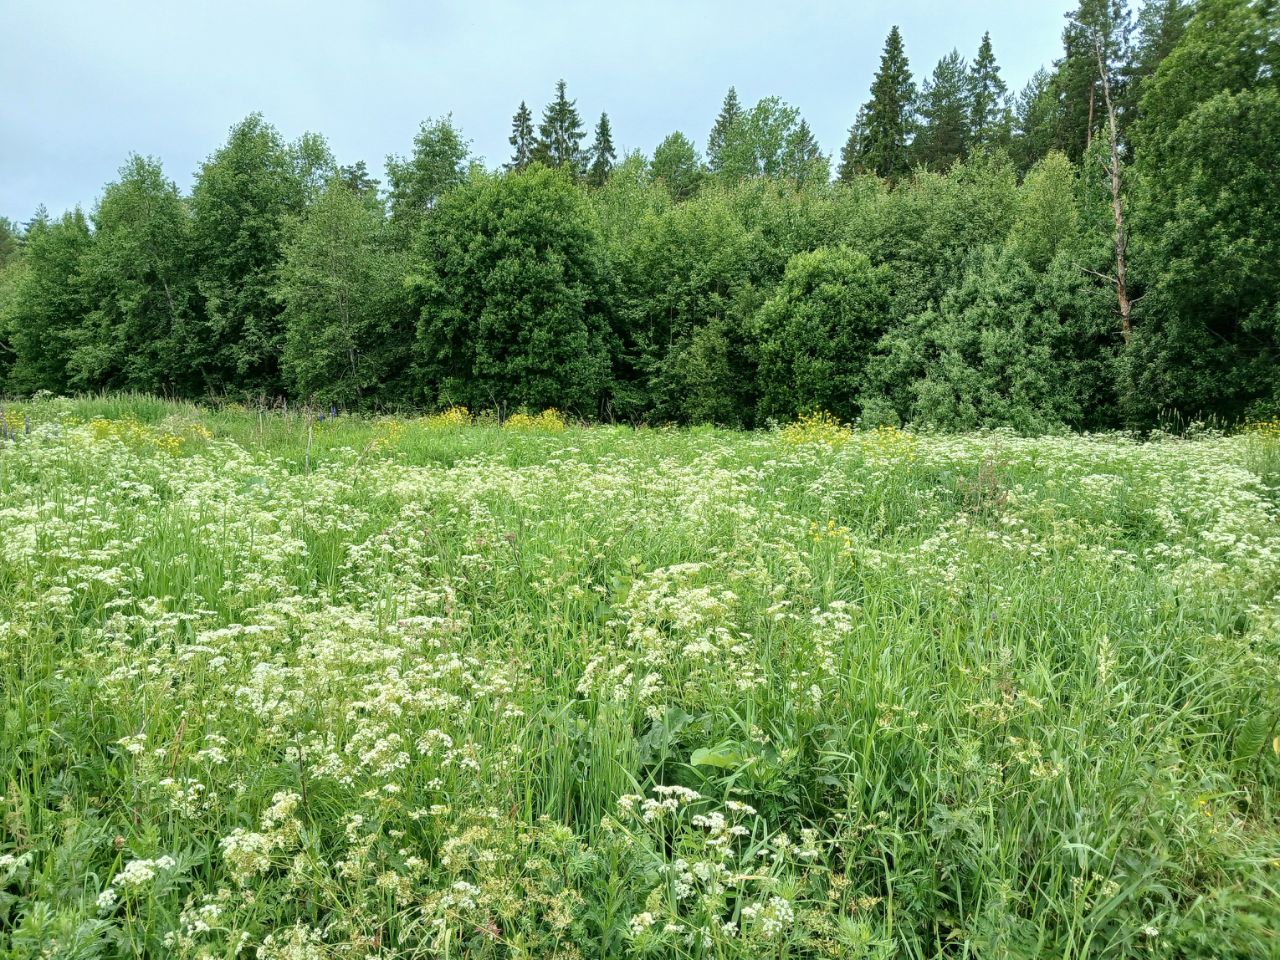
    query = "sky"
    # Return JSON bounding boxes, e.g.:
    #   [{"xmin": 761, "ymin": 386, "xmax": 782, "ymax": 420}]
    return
[{"xmin": 1, "ymin": 0, "xmax": 1075, "ymax": 223}]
